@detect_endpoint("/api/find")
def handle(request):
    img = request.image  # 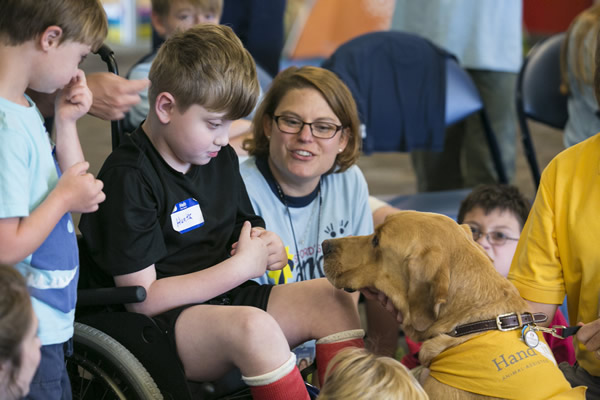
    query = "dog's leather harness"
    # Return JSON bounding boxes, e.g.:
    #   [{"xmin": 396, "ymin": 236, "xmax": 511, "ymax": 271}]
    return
[{"xmin": 448, "ymin": 312, "xmax": 548, "ymax": 337}]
